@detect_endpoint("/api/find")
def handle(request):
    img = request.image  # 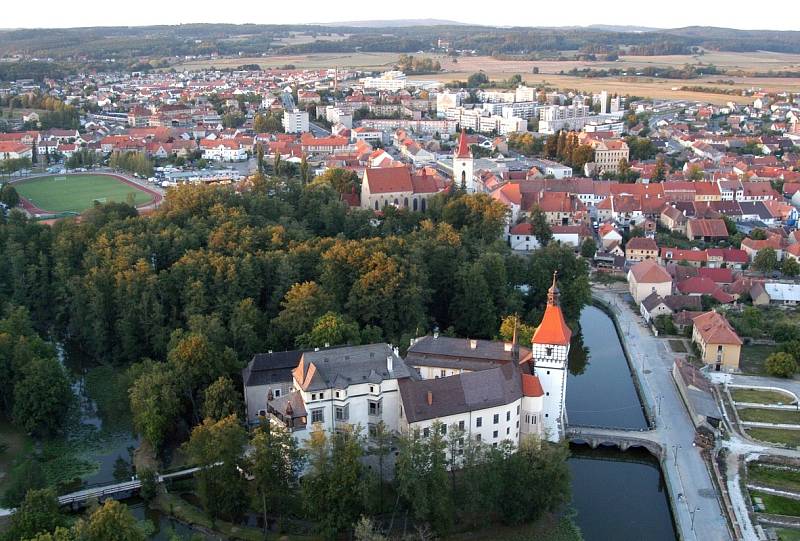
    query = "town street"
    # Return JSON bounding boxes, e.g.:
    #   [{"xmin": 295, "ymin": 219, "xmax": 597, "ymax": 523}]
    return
[{"xmin": 594, "ymin": 286, "xmax": 733, "ymax": 541}]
